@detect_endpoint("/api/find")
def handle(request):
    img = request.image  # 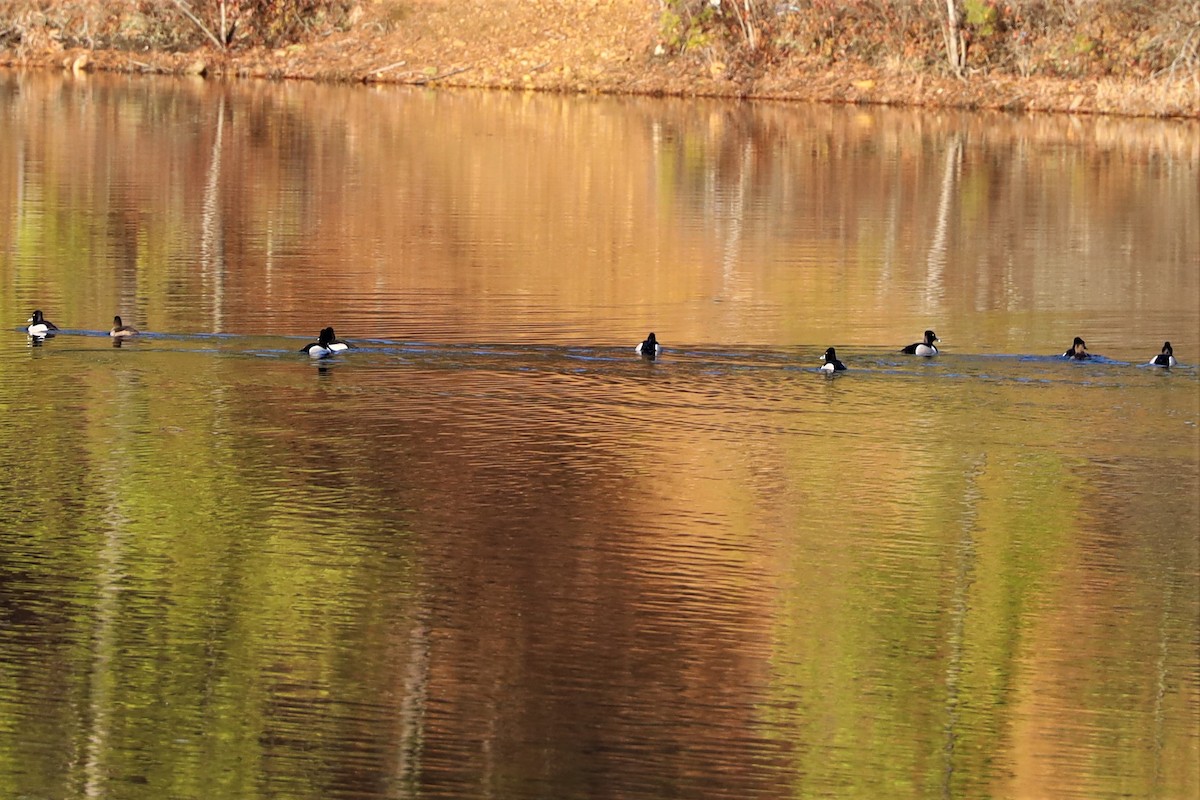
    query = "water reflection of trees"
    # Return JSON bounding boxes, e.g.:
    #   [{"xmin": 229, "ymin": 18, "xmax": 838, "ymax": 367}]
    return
[
  {"xmin": 646, "ymin": 102, "xmax": 1198, "ymax": 315},
  {"xmin": 0, "ymin": 76, "xmax": 1196, "ymax": 797},
  {"xmin": 2, "ymin": 74, "xmax": 1196, "ymax": 343}
]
